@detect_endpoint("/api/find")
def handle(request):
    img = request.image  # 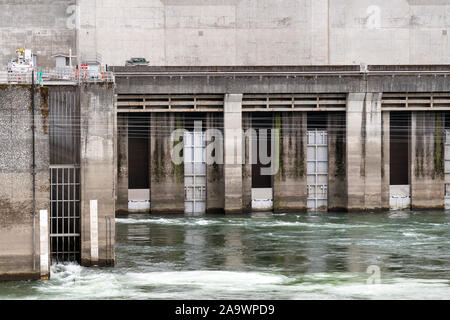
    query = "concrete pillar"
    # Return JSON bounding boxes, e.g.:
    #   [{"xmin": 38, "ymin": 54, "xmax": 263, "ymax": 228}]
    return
[
  {"xmin": 206, "ymin": 112, "xmax": 224, "ymax": 214},
  {"xmin": 150, "ymin": 113, "xmax": 185, "ymax": 213},
  {"xmin": 224, "ymin": 94, "xmax": 243, "ymax": 213},
  {"xmin": 346, "ymin": 93, "xmax": 384, "ymax": 211},
  {"xmin": 242, "ymin": 112, "xmax": 252, "ymax": 213},
  {"xmin": 328, "ymin": 112, "xmax": 347, "ymax": 211},
  {"xmin": 116, "ymin": 114, "xmax": 128, "ymax": 213},
  {"xmin": 80, "ymin": 83, "xmax": 115, "ymax": 267},
  {"xmin": 381, "ymin": 111, "xmax": 390, "ymax": 209},
  {"xmin": 273, "ymin": 112, "xmax": 308, "ymax": 212},
  {"xmin": 0, "ymin": 85, "xmax": 50, "ymax": 280},
  {"xmin": 410, "ymin": 112, "xmax": 445, "ymax": 209}
]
